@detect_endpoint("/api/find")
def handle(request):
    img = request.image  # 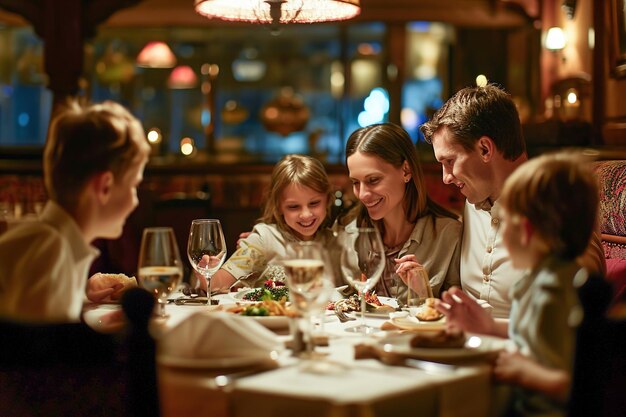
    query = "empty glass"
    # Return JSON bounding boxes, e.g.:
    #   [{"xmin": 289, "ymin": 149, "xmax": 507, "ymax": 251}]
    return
[{"xmin": 187, "ymin": 219, "xmax": 227, "ymax": 305}]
